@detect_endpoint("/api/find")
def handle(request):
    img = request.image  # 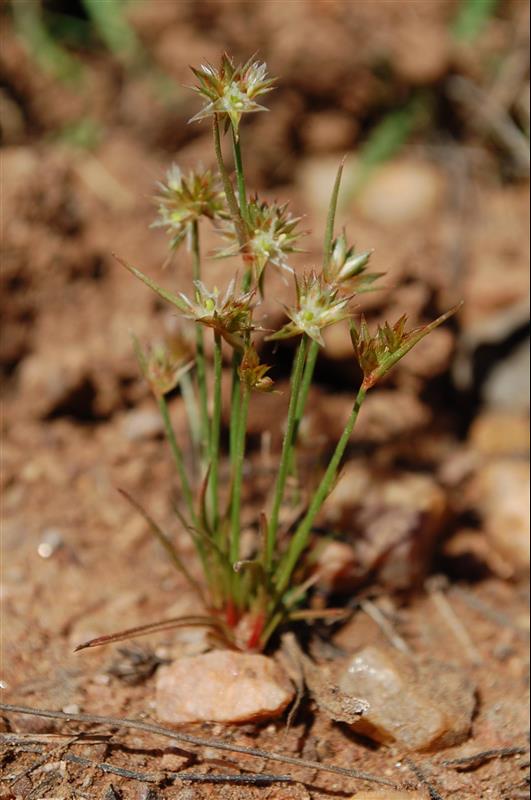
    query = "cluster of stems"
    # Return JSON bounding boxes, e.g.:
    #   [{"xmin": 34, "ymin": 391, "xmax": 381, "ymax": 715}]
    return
[{"xmin": 117, "ymin": 56, "xmax": 459, "ymax": 653}]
